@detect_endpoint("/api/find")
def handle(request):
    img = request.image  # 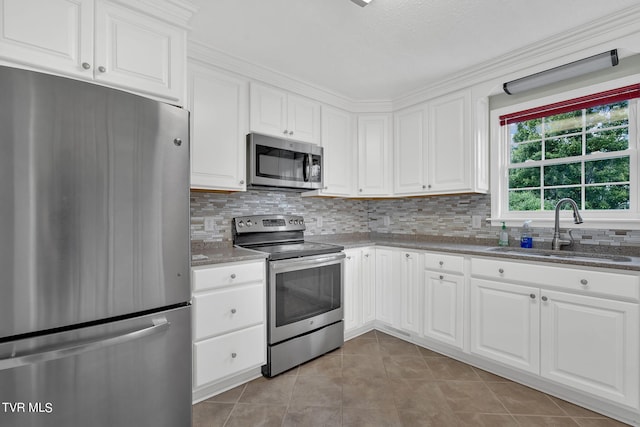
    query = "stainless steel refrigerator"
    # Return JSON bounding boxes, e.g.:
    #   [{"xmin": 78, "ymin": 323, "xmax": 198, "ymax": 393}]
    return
[{"xmin": 0, "ymin": 66, "xmax": 192, "ymax": 426}]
